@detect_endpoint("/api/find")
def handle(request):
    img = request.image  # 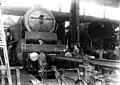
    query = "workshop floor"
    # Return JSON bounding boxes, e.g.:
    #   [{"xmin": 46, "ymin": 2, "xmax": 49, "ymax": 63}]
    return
[
  {"xmin": 43, "ymin": 72, "xmax": 78, "ymax": 85},
  {"xmin": 20, "ymin": 71, "xmax": 79, "ymax": 85},
  {"xmin": 0, "ymin": 71, "xmax": 79, "ymax": 85}
]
